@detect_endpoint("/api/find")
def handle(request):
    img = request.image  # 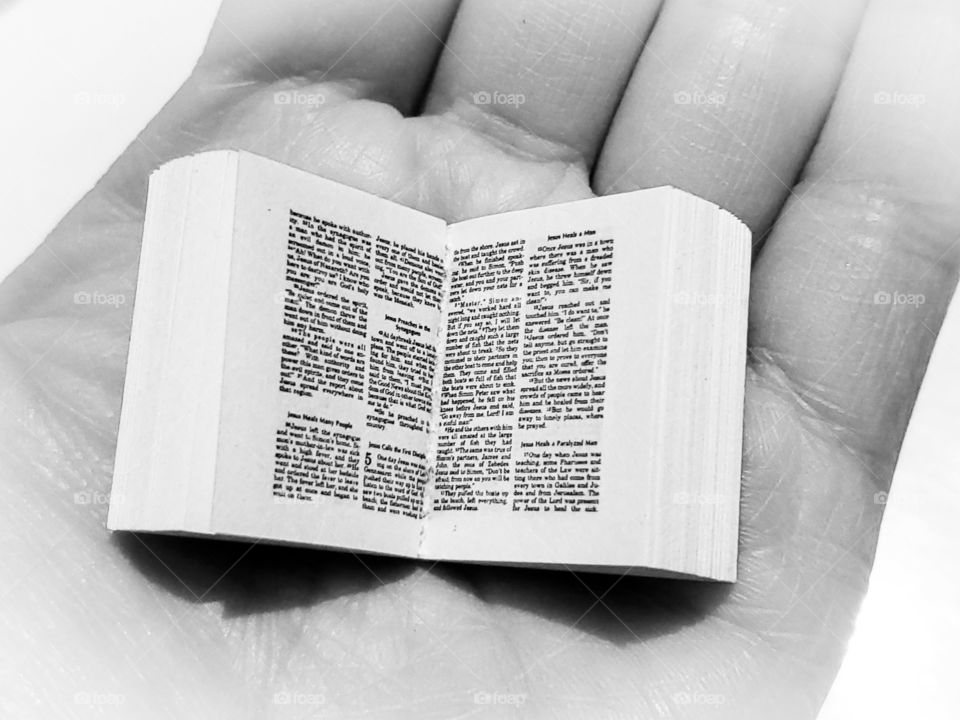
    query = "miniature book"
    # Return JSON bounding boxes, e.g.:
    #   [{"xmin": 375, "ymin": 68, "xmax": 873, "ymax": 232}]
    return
[{"xmin": 108, "ymin": 150, "xmax": 750, "ymax": 581}]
